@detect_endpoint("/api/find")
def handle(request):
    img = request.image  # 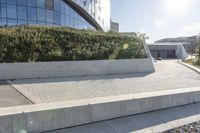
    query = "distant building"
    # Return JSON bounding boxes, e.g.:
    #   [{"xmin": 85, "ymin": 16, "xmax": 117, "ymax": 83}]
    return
[
  {"xmin": 110, "ymin": 21, "xmax": 119, "ymax": 32},
  {"xmin": 148, "ymin": 43, "xmax": 188, "ymax": 59},
  {"xmin": 155, "ymin": 36, "xmax": 198, "ymax": 54}
]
